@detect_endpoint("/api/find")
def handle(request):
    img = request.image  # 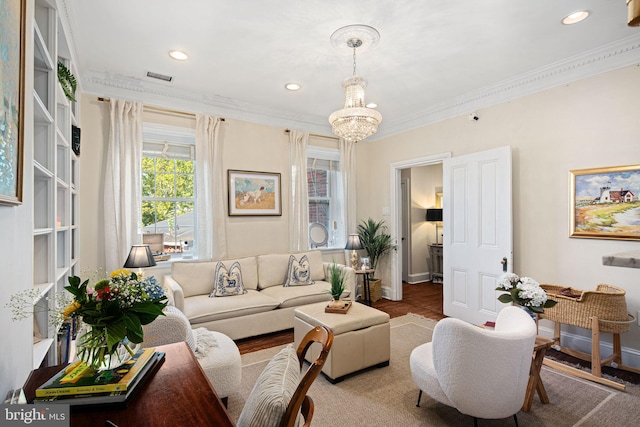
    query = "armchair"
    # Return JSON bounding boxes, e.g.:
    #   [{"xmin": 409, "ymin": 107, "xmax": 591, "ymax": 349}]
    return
[{"xmin": 409, "ymin": 306, "xmax": 537, "ymax": 425}]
